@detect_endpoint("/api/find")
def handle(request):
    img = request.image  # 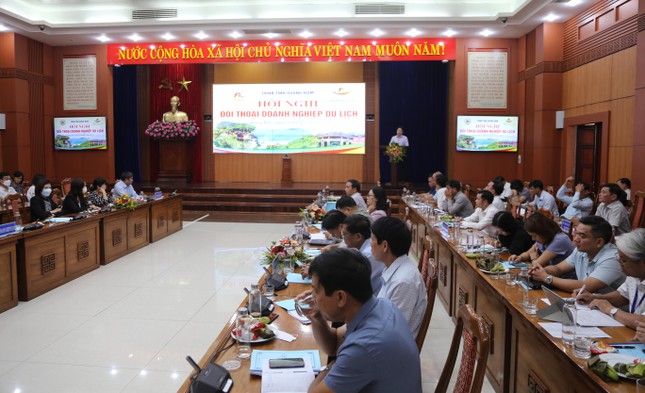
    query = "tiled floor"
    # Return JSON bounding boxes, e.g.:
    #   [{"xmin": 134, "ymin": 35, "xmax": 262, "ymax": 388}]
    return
[{"xmin": 0, "ymin": 220, "xmax": 495, "ymax": 393}]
